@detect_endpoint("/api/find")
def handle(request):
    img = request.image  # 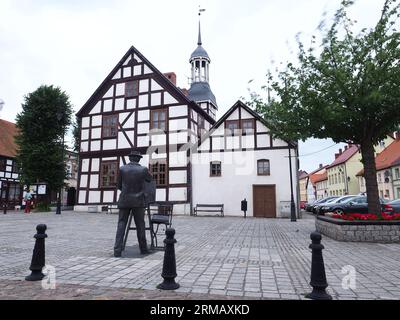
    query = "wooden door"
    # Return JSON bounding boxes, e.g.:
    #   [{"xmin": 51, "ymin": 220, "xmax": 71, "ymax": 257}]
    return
[{"xmin": 253, "ymin": 185, "xmax": 276, "ymax": 218}]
